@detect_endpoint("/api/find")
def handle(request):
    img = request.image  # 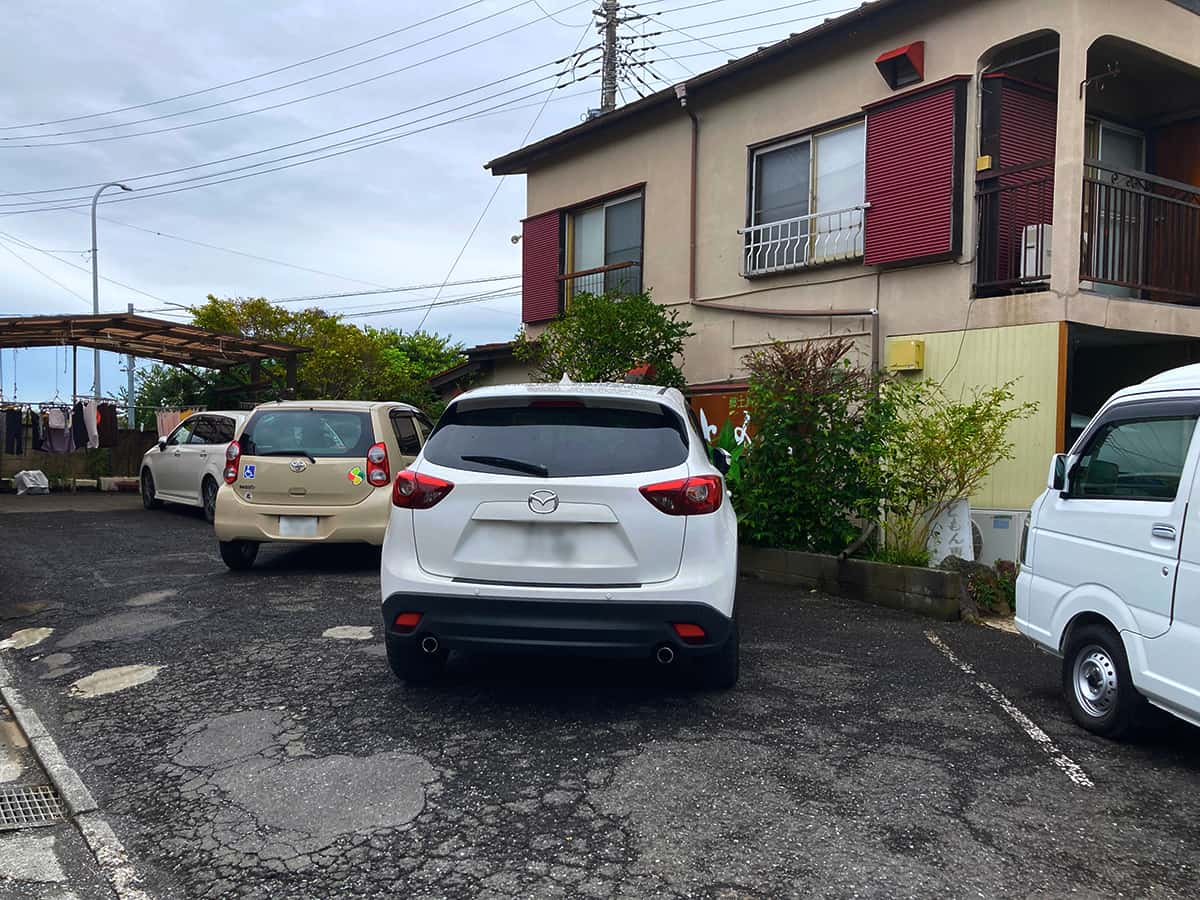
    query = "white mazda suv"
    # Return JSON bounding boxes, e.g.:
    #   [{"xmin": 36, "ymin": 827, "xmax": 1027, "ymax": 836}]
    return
[{"xmin": 379, "ymin": 381, "xmax": 739, "ymax": 688}]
